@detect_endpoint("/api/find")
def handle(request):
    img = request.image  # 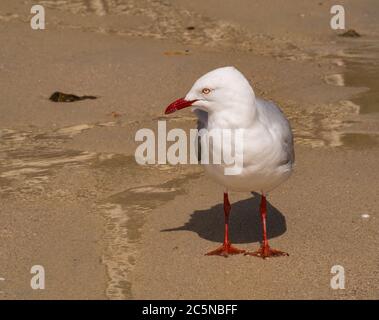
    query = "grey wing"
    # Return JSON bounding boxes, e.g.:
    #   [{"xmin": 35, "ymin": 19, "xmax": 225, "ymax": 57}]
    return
[{"xmin": 256, "ymin": 98, "xmax": 295, "ymax": 166}]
